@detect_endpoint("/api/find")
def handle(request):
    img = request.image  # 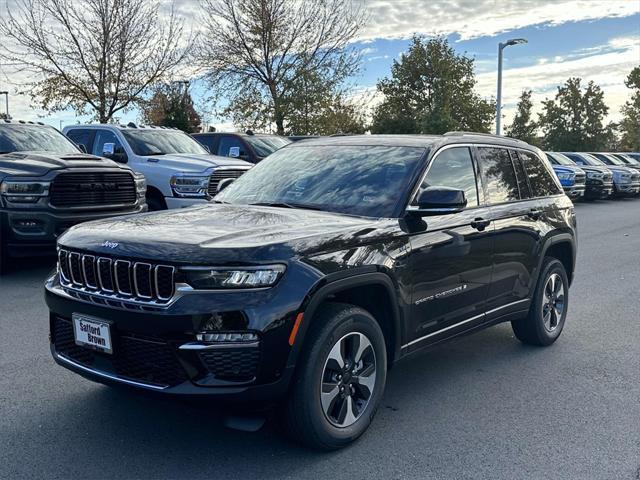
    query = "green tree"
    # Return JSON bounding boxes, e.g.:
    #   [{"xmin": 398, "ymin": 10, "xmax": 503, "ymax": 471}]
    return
[
  {"xmin": 619, "ymin": 66, "xmax": 640, "ymax": 151},
  {"xmin": 141, "ymin": 83, "xmax": 201, "ymax": 133},
  {"xmin": 371, "ymin": 36, "xmax": 495, "ymax": 135},
  {"xmin": 539, "ymin": 77, "xmax": 610, "ymax": 151},
  {"xmin": 506, "ymin": 89, "xmax": 539, "ymax": 145}
]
